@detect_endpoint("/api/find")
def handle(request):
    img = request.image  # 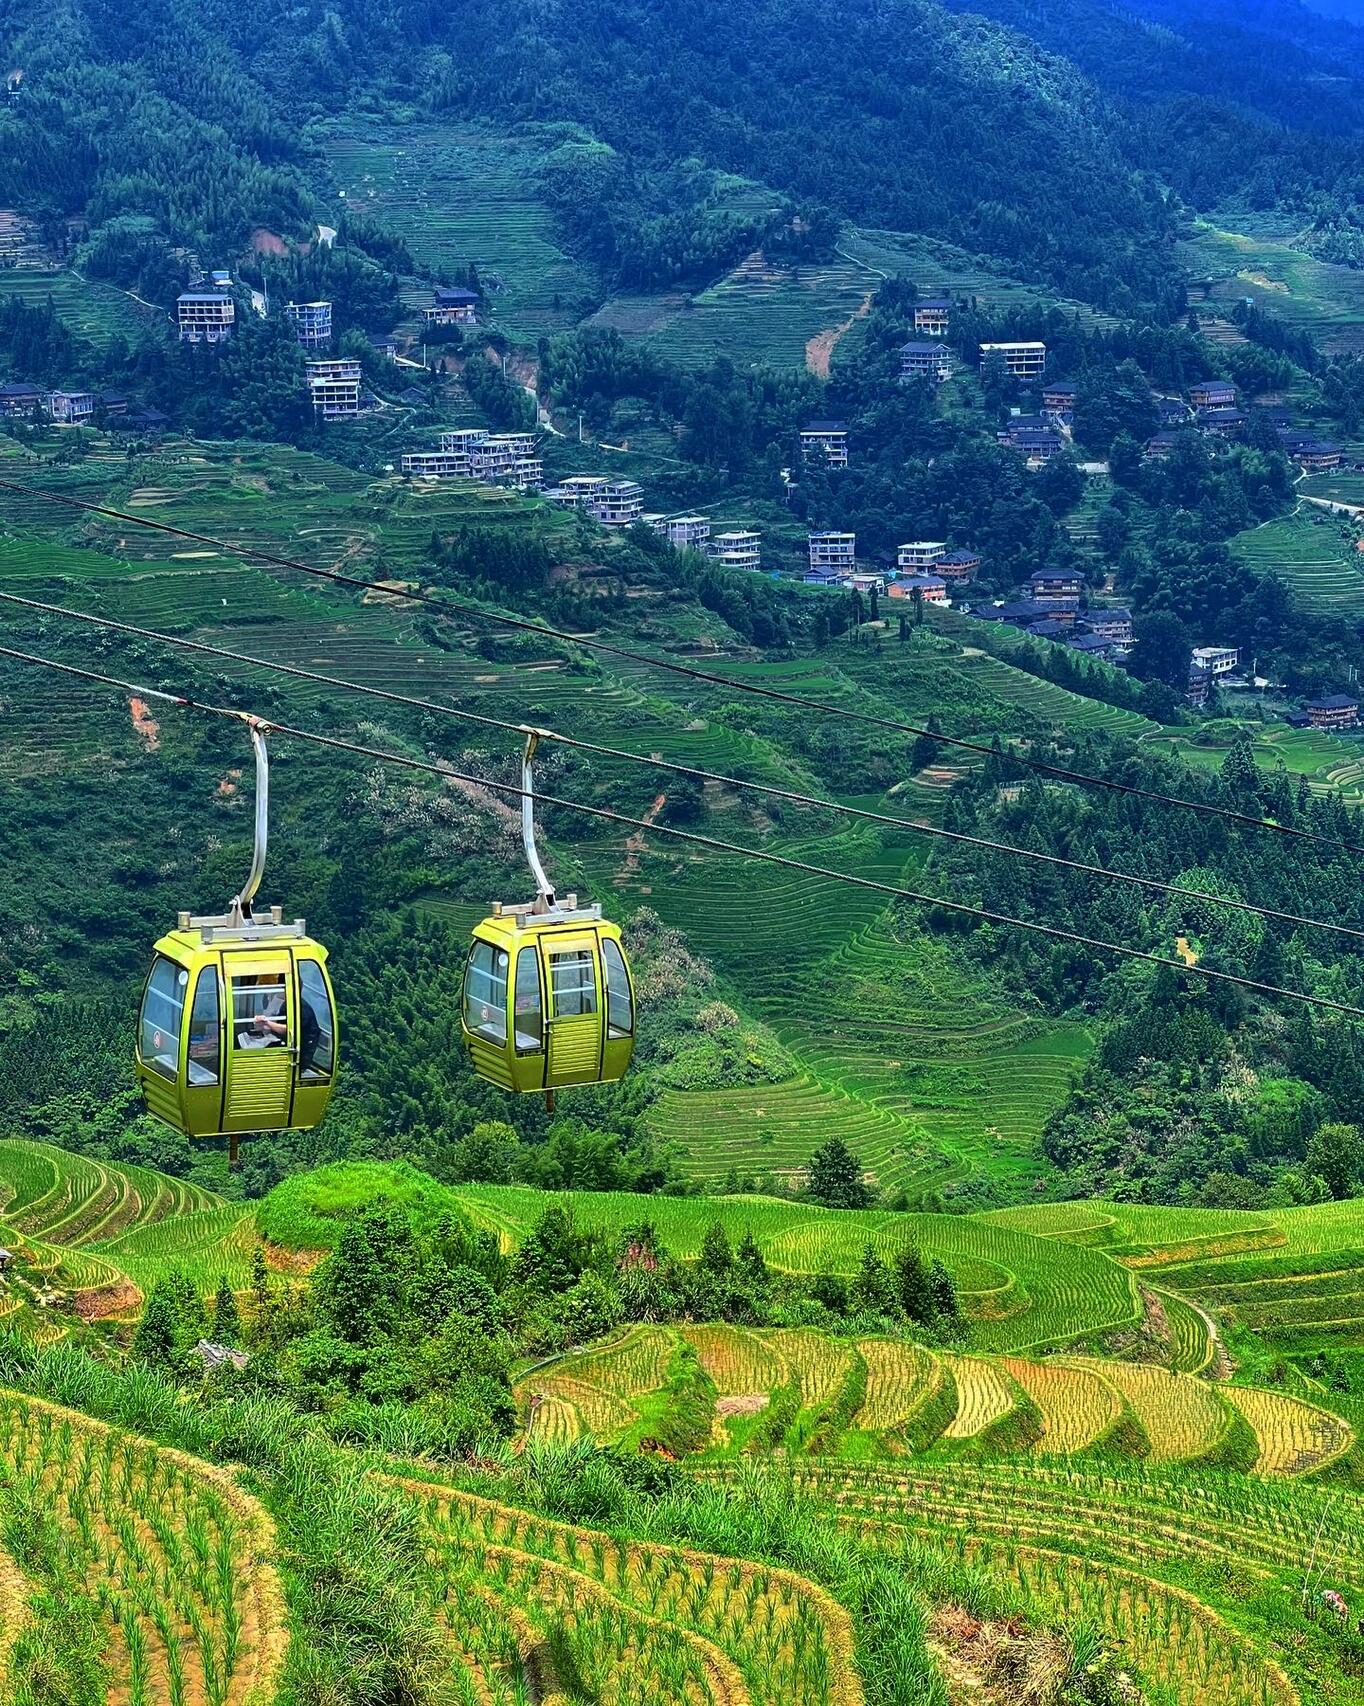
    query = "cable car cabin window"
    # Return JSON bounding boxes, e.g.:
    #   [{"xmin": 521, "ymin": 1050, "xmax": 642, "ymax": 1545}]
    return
[
  {"xmin": 602, "ymin": 939, "xmax": 633, "ymax": 1039},
  {"xmin": 140, "ymin": 957, "xmax": 187, "ymax": 1081},
  {"xmin": 232, "ymin": 974, "xmax": 289, "ymax": 1050},
  {"xmin": 550, "ymin": 949, "xmax": 597, "ymax": 1017},
  {"xmin": 465, "ymin": 941, "xmax": 508, "ymax": 1044},
  {"xmin": 186, "ymin": 968, "xmax": 221, "ymax": 1086},
  {"xmin": 513, "ymin": 949, "xmax": 543, "ymax": 1054},
  {"xmin": 297, "ymin": 961, "xmax": 334, "ymax": 1081}
]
